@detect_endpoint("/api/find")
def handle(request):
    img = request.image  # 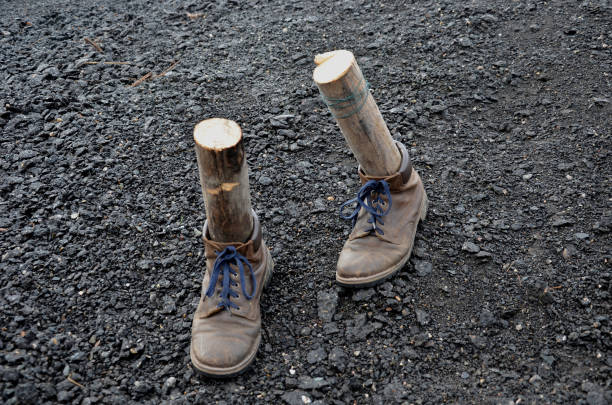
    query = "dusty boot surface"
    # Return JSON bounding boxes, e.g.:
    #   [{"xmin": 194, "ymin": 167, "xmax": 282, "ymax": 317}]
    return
[
  {"xmin": 190, "ymin": 213, "xmax": 273, "ymax": 377},
  {"xmin": 337, "ymin": 142, "xmax": 427, "ymax": 287}
]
